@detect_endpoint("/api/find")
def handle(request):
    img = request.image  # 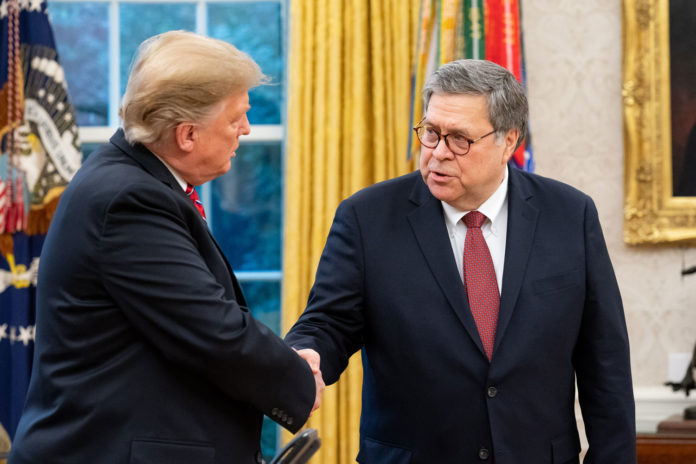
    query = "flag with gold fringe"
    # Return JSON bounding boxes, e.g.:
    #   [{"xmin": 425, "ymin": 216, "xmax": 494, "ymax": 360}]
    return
[
  {"xmin": 0, "ymin": 0, "xmax": 81, "ymax": 452},
  {"xmin": 409, "ymin": 0, "xmax": 533, "ymax": 172}
]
